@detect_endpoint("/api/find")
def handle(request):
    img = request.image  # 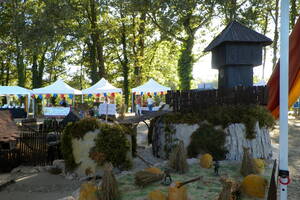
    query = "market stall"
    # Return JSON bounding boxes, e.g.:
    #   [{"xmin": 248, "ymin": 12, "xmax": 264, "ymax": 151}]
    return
[
  {"xmin": 0, "ymin": 86, "xmax": 33, "ymax": 118},
  {"xmin": 131, "ymin": 79, "xmax": 170, "ymax": 113},
  {"xmin": 33, "ymin": 79, "xmax": 82, "ymax": 117},
  {"xmin": 82, "ymin": 78, "xmax": 122, "ymax": 117}
]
